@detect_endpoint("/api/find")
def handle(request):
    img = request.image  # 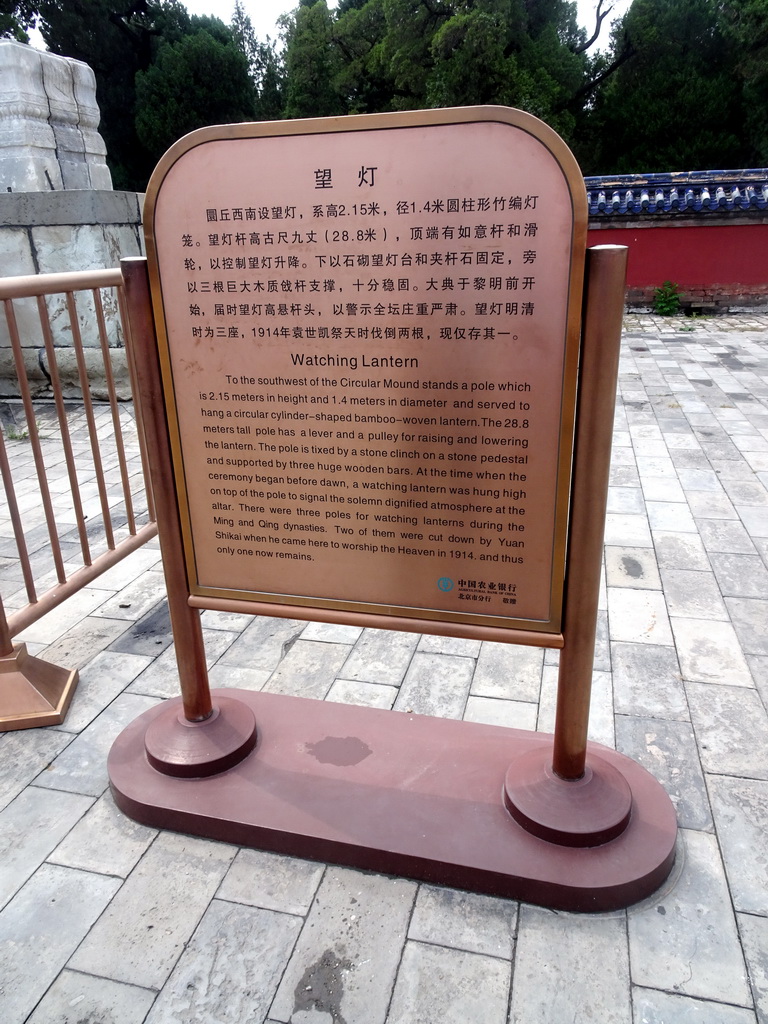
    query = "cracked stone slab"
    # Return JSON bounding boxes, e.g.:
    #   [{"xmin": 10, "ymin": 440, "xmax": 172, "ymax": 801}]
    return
[
  {"xmin": 386, "ymin": 940, "xmax": 510, "ymax": 1024},
  {"xmin": 510, "ymin": 906, "xmax": 629, "ymax": 1024},
  {"xmin": 394, "ymin": 651, "xmax": 475, "ymax": 718},
  {"xmin": 0, "ymin": 786, "xmax": 92, "ymax": 910},
  {"xmin": 26, "ymin": 971, "xmax": 156, "ymax": 1024},
  {"xmin": 264, "ymin": 639, "xmax": 353, "ymax": 700},
  {"xmin": 339, "ymin": 627, "xmax": 419, "ymax": 687},
  {"xmin": 269, "ymin": 867, "xmax": 416, "ymax": 1024},
  {"xmin": 48, "ymin": 790, "xmax": 156, "ymax": 878},
  {"xmin": 408, "ymin": 884, "xmax": 515, "ymax": 959},
  {"xmin": 216, "ymin": 615, "xmax": 306, "ymax": 673},
  {"xmin": 632, "ymin": 986, "xmax": 757, "ymax": 1023},
  {"xmin": 34, "ymin": 693, "xmax": 160, "ymax": 798},
  {"xmin": 611, "ymin": 642, "xmax": 687, "ymax": 720},
  {"xmin": 708, "ymin": 776, "xmax": 768, "ymax": 916},
  {"xmin": 687, "ymin": 683, "xmax": 768, "ymax": 779},
  {"xmin": 738, "ymin": 913, "xmax": 768, "ymax": 1024},
  {"xmin": 470, "ymin": 641, "xmax": 543, "ymax": 702},
  {"xmin": 68, "ymin": 833, "xmax": 236, "ymax": 990},
  {"xmin": 0, "ymin": 864, "xmax": 121, "ymax": 1023},
  {"xmin": 615, "ymin": 715, "xmax": 712, "ymax": 831},
  {"xmin": 628, "ymin": 829, "xmax": 751, "ymax": 1006},
  {"xmin": 144, "ymin": 899, "xmax": 301, "ymax": 1024},
  {"xmin": 671, "ymin": 619, "xmax": 753, "ymax": 687},
  {"xmin": 217, "ymin": 848, "xmax": 324, "ymax": 916}
]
